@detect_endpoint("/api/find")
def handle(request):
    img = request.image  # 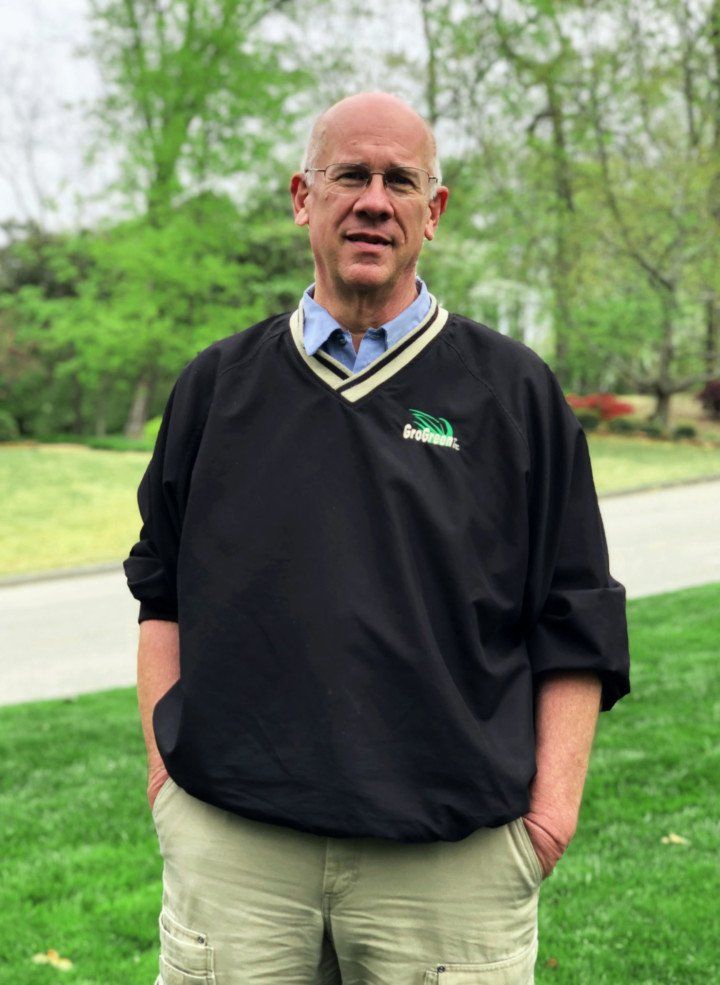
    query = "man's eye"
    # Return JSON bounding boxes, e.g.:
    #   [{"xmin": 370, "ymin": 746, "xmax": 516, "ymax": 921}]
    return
[
  {"xmin": 335, "ymin": 168, "xmax": 368, "ymax": 183},
  {"xmin": 387, "ymin": 171, "xmax": 418, "ymax": 190}
]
